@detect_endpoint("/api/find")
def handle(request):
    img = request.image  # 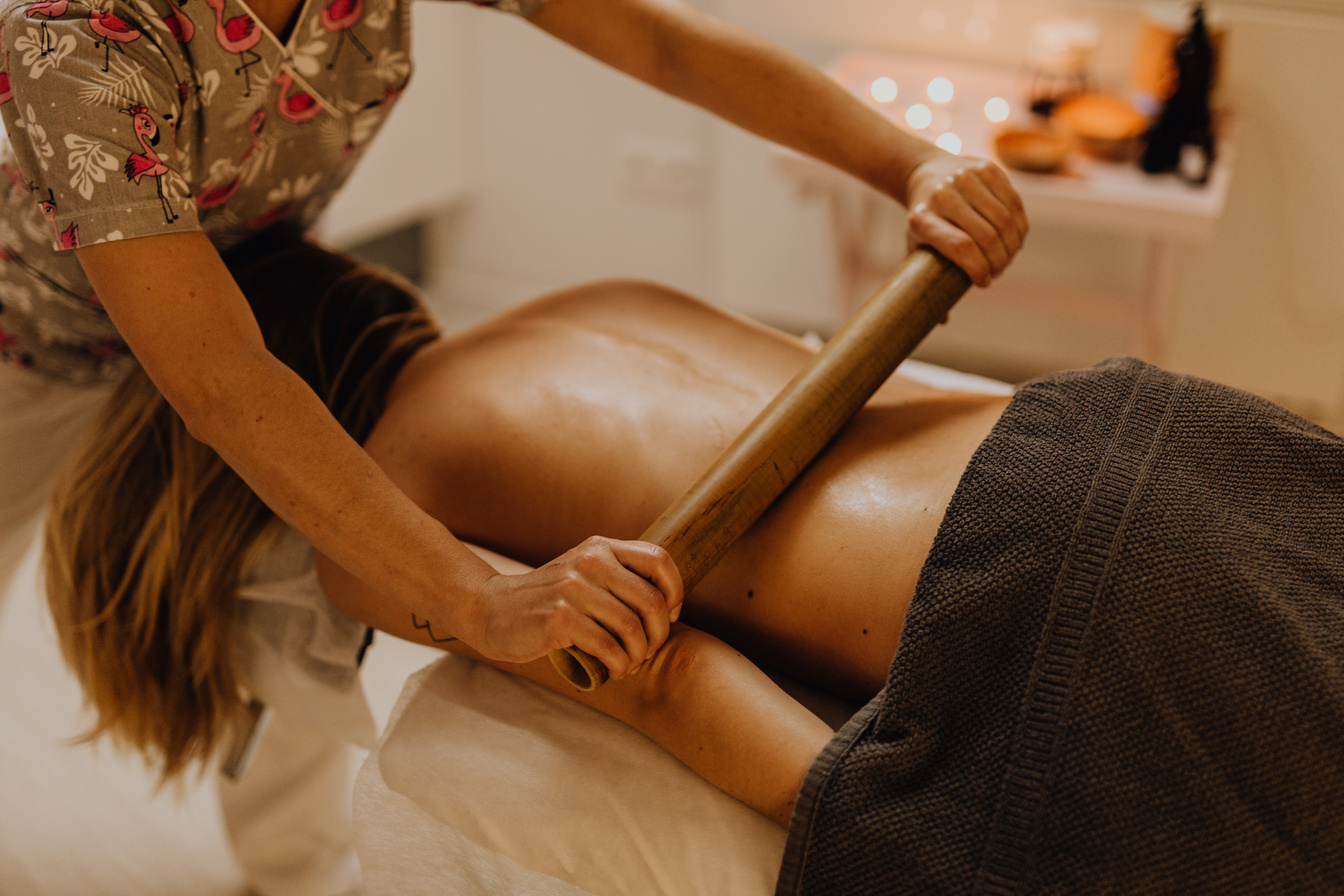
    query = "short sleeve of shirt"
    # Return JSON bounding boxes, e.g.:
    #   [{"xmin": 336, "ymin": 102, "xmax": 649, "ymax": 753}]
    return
[
  {"xmin": 0, "ymin": 0, "xmax": 200, "ymax": 252},
  {"xmin": 447, "ymin": 0, "xmax": 549, "ymax": 18}
]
